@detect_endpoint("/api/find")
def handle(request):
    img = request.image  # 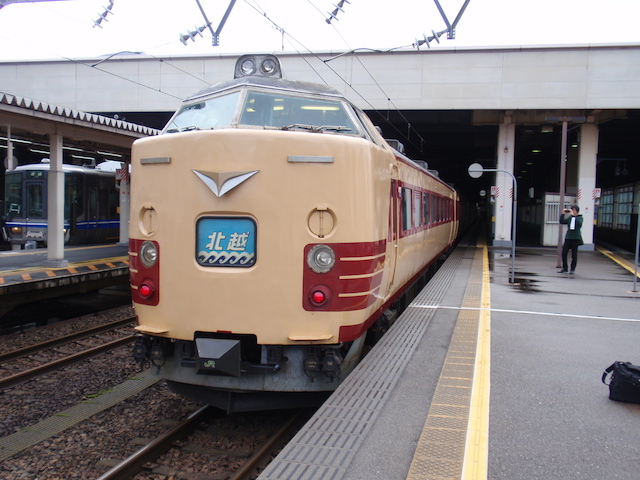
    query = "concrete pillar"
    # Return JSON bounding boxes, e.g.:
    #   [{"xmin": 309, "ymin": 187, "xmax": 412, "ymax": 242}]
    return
[
  {"xmin": 494, "ymin": 119, "xmax": 516, "ymax": 247},
  {"xmin": 5, "ymin": 124, "xmax": 16, "ymax": 171},
  {"xmin": 44, "ymin": 134, "xmax": 68, "ymax": 268},
  {"xmin": 577, "ymin": 123, "xmax": 598, "ymax": 251},
  {"xmin": 118, "ymin": 166, "xmax": 130, "ymax": 245}
]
